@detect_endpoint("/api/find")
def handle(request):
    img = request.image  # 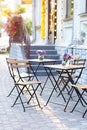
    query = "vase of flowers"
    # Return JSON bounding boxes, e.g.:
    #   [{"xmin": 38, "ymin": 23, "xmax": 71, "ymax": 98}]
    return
[
  {"xmin": 62, "ymin": 53, "xmax": 72, "ymax": 66},
  {"xmin": 36, "ymin": 50, "xmax": 46, "ymax": 60}
]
